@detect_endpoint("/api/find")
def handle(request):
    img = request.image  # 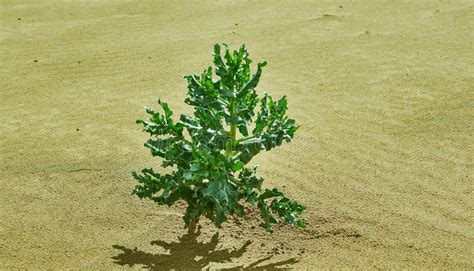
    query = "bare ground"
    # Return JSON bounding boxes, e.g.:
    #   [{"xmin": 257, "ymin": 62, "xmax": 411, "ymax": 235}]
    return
[{"xmin": 1, "ymin": 0, "xmax": 473, "ymax": 269}]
